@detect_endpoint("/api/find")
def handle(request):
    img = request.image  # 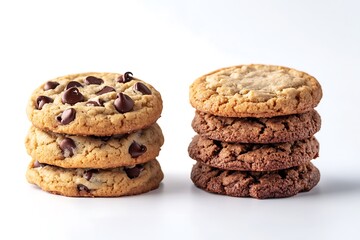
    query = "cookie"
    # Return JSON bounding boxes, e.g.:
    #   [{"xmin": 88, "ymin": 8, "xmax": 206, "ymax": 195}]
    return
[
  {"xmin": 192, "ymin": 110, "xmax": 321, "ymax": 143},
  {"xmin": 25, "ymin": 124, "xmax": 164, "ymax": 169},
  {"xmin": 191, "ymin": 161, "xmax": 320, "ymax": 199},
  {"xmin": 188, "ymin": 135, "xmax": 319, "ymax": 171},
  {"xmin": 189, "ymin": 64, "xmax": 322, "ymax": 118},
  {"xmin": 26, "ymin": 159, "xmax": 163, "ymax": 197},
  {"xmin": 27, "ymin": 72, "xmax": 163, "ymax": 136}
]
